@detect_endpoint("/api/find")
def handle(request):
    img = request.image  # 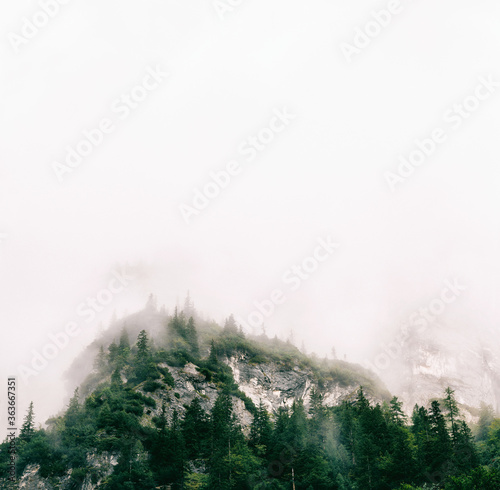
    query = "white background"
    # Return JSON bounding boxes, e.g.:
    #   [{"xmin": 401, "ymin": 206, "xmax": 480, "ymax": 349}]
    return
[{"xmin": 1, "ymin": 0, "xmax": 500, "ymax": 433}]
